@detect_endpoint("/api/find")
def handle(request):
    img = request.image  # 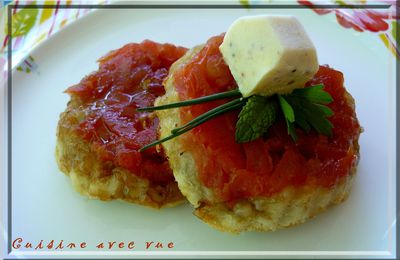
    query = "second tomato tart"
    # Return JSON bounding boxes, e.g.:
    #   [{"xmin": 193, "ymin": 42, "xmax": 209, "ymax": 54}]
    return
[
  {"xmin": 156, "ymin": 34, "xmax": 361, "ymax": 232},
  {"xmin": 56, "ymin": 40, "xmax": 187, "ymax": 208}
]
